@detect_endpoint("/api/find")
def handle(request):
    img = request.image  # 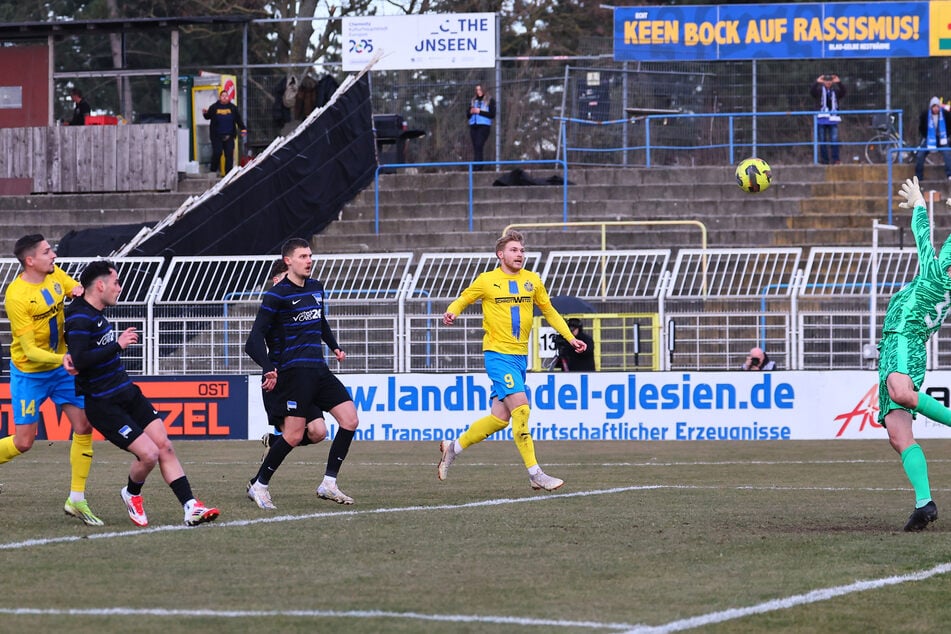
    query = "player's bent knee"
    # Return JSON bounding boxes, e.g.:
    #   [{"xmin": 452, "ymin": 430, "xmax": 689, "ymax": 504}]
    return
[
  {"xmin": 887, "ymin": 385, "xmax": 917, "ymax": 408},
  {"xmin": 136, "ymin": 448, "xmax": 160, "ymax": 469},
  {"xmin": 13, "ymin": 436, "xmax": 35, "ymax": 453},
  {"xmin": 72, "ymin": 420, "xmax": 94, "ymax": 435}
]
